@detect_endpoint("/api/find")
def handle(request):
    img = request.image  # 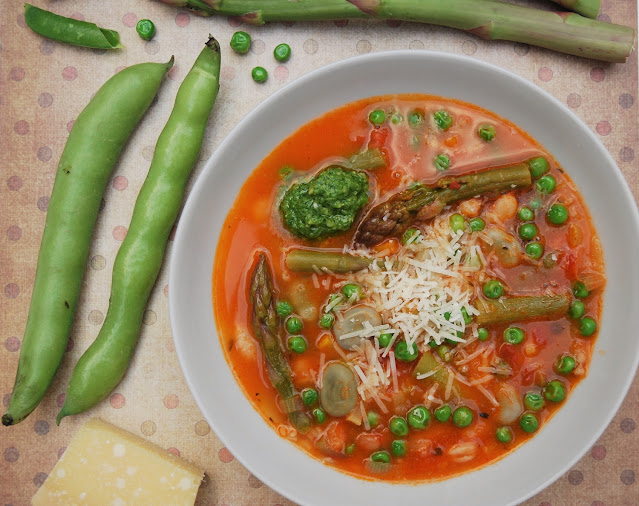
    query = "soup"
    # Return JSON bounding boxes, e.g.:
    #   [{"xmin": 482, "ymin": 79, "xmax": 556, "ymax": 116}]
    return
[{"xmin": 213, "ymin": 95, "xmax": 604, "ymax": 481}]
